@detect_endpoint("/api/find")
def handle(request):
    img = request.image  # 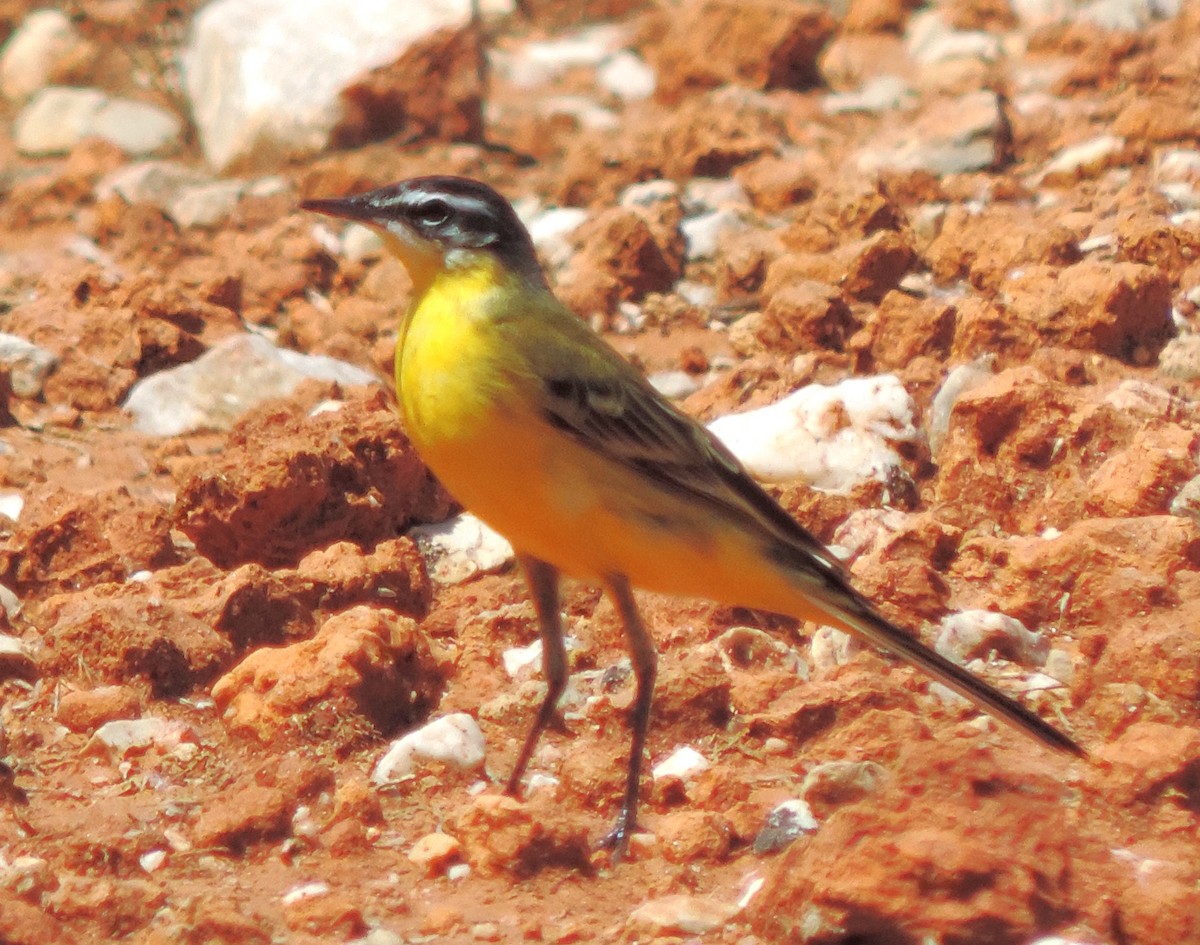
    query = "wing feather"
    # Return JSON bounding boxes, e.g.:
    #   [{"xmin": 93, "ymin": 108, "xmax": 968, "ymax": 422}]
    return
[{"xmin": 528, "ymin": 335, "xmax": 848, "ymax": 582}]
